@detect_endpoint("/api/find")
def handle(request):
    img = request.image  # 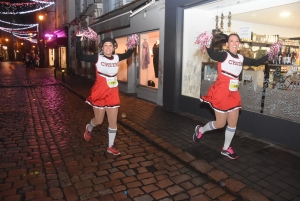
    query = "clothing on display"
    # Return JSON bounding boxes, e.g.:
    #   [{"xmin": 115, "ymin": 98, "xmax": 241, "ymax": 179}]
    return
[
  {"xmin": 141, "ymin": 40, "xmax": 150, "ymax": 69},
  {"xmin": 153, "ymin": 41, "xmax": 159, "ymax": 78}
]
